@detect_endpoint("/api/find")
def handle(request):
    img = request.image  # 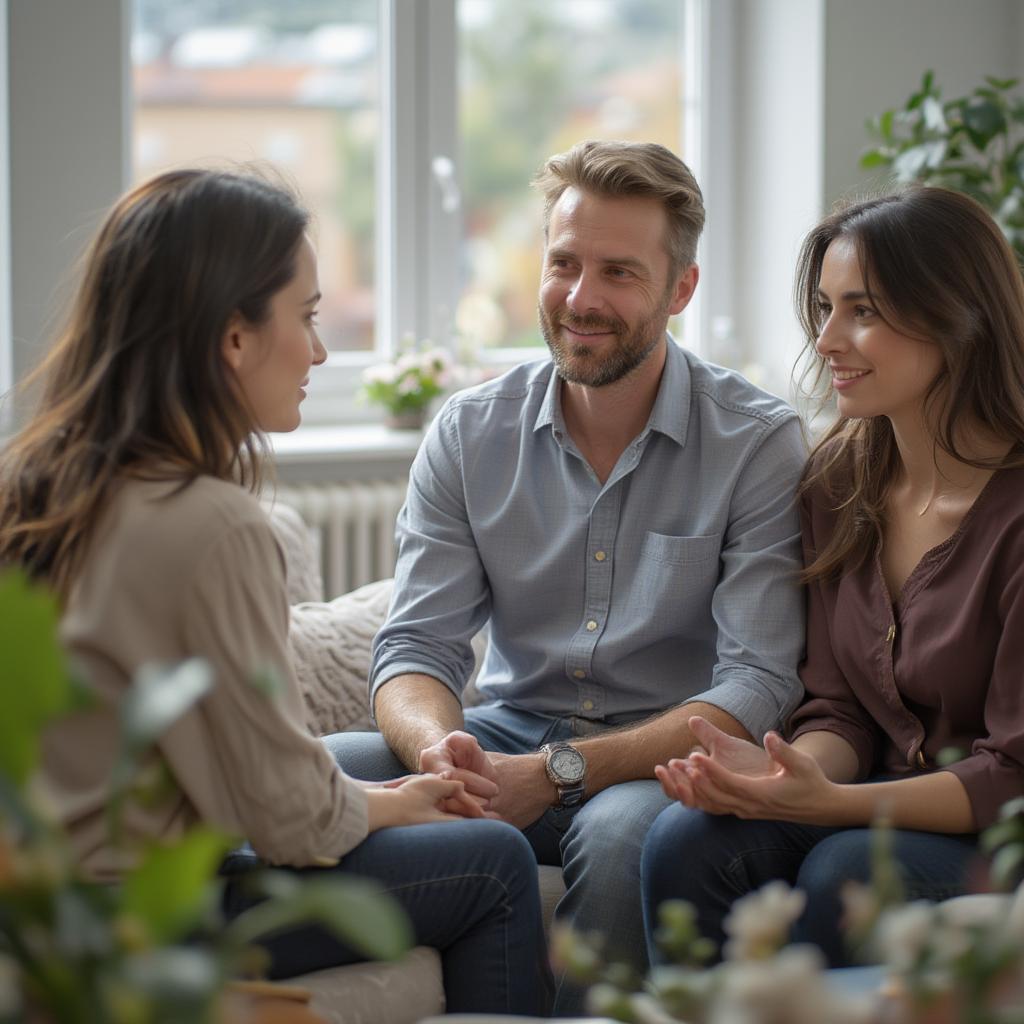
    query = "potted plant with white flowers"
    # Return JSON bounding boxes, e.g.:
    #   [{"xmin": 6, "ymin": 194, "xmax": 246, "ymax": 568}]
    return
[{"xmin": 360, "ymin": 340, "xmax": 462, "ymax": 430}]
